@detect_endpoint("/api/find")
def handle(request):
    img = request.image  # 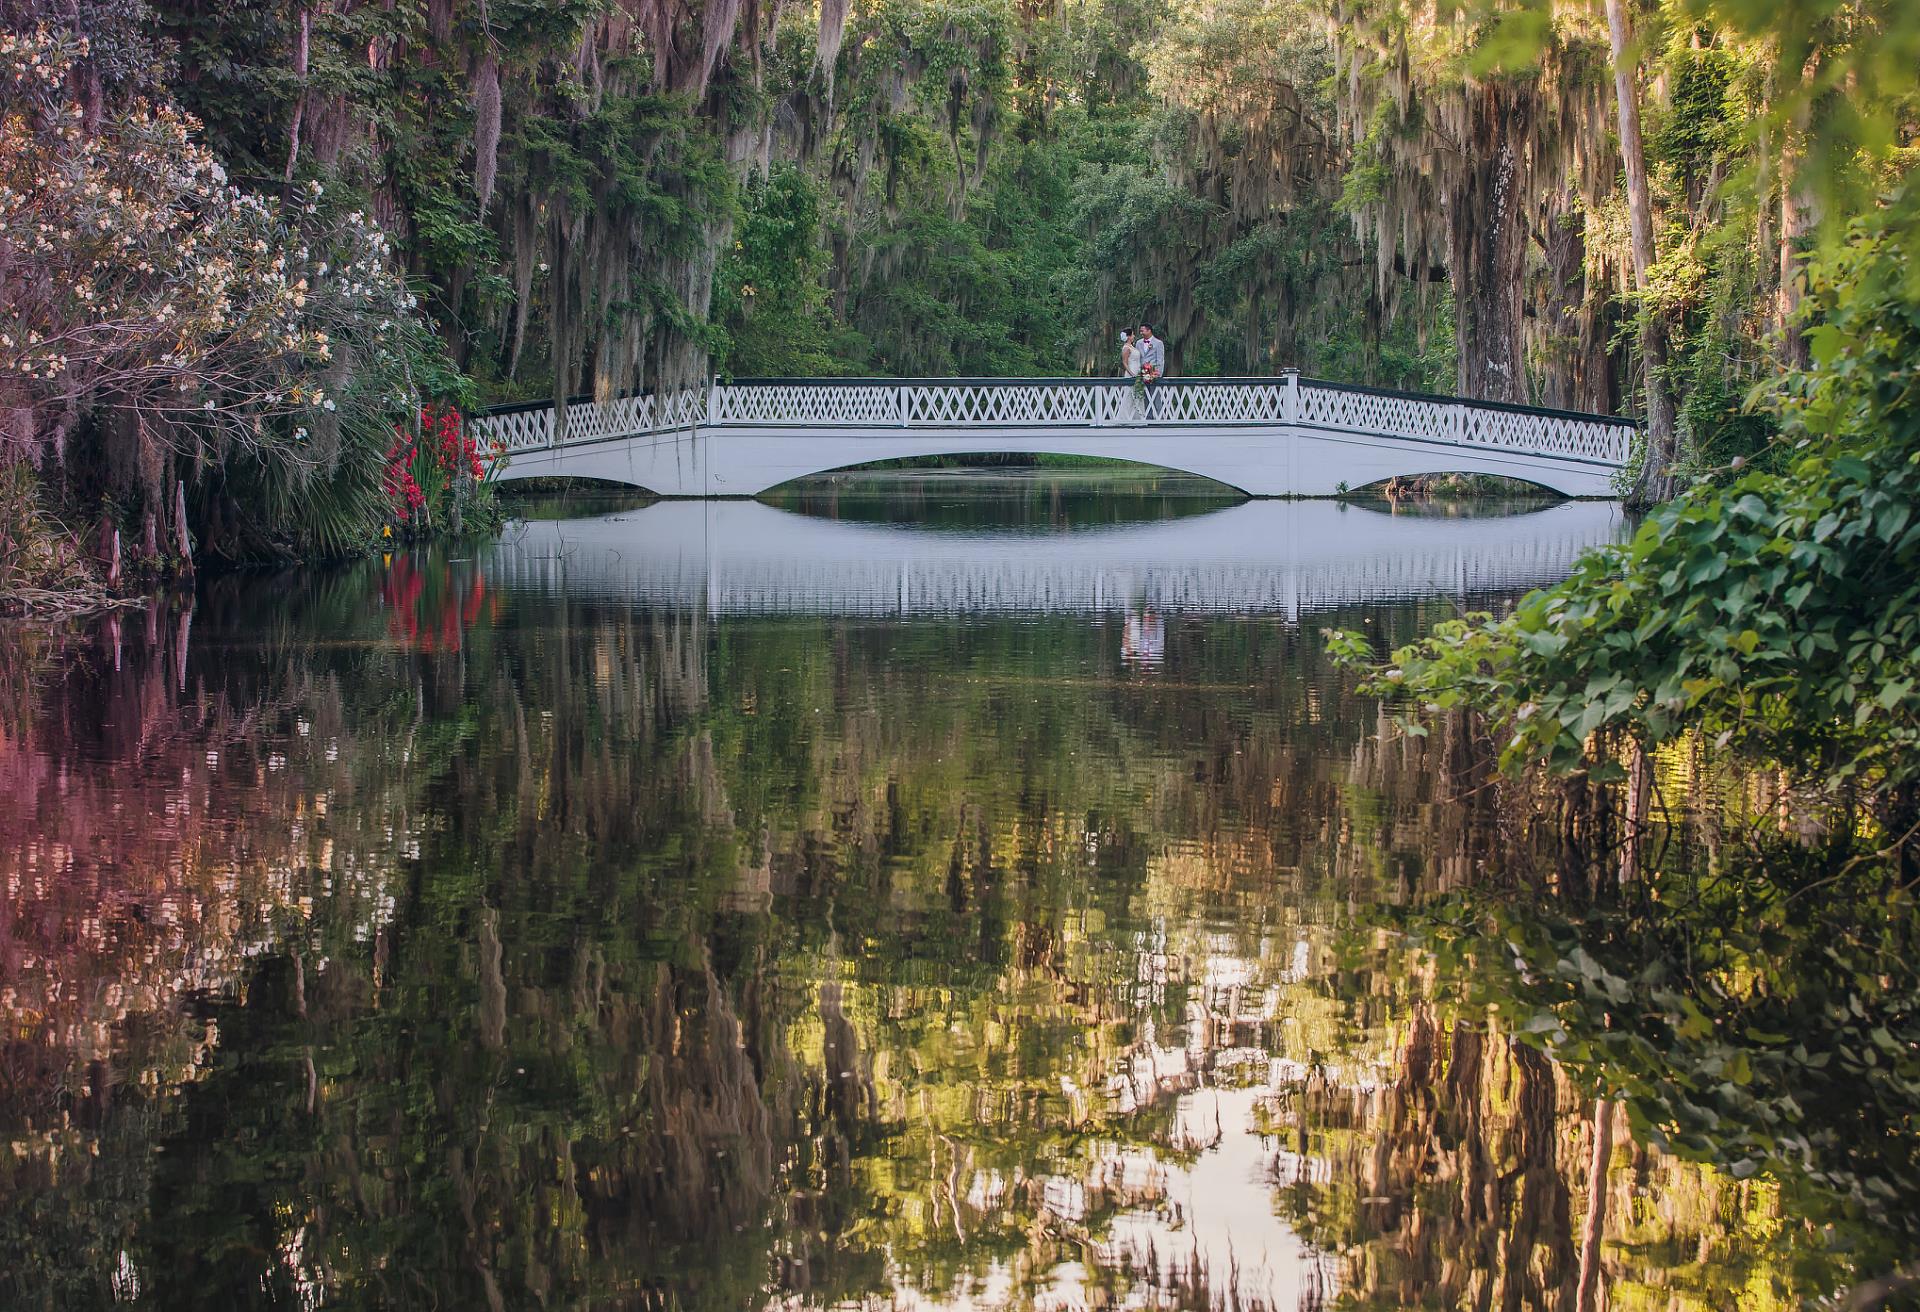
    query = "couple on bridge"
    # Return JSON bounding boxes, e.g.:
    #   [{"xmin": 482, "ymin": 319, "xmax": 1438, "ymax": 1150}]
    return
[
  {"xmin": 1119, "ymin": 324, "xmax": 1166, "ymax": 382},
  {"xmin": 1120, "ymin": 324, "xmax": 1167, "ymax": 419}
]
